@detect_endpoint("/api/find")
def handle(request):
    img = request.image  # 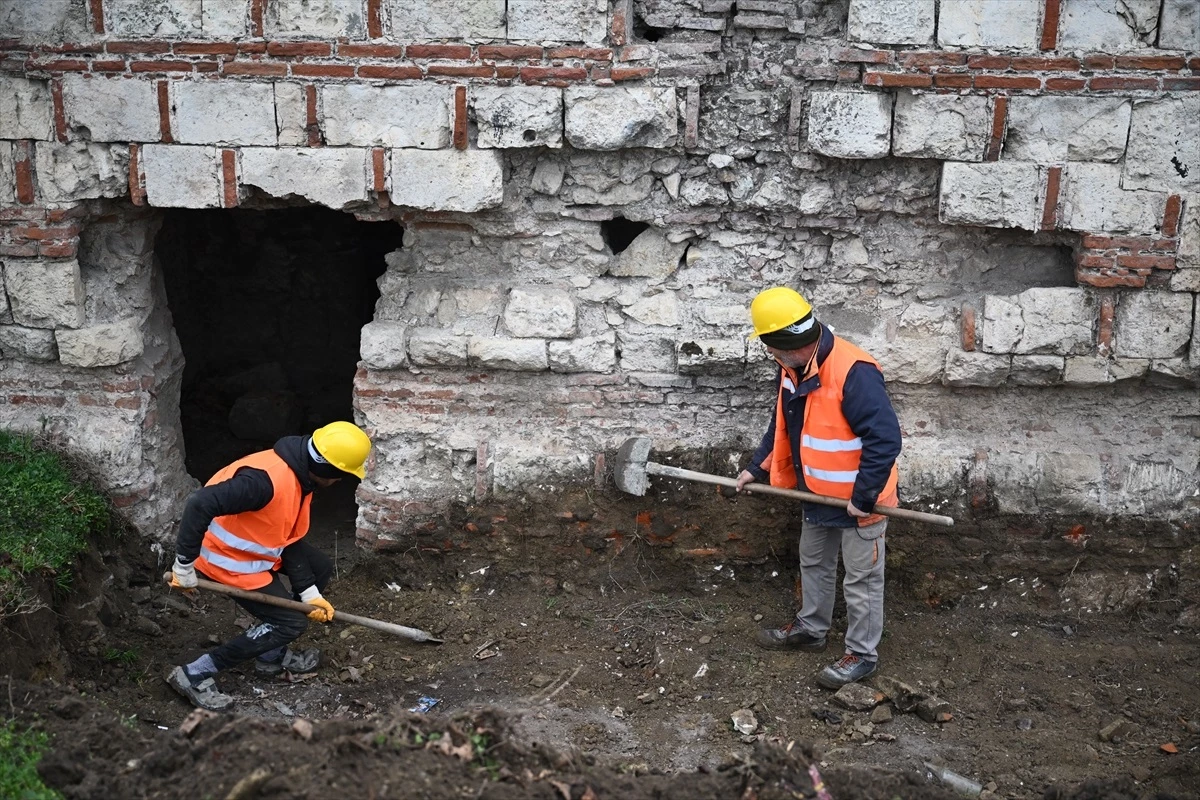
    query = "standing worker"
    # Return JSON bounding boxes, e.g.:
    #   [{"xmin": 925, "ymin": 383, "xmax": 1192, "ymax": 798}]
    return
[
  {"xmin": 165, "ymin": 421, "xmax": 372, "ymax": 710},
  {"xmin": 738, "ymin": 287, "xmax": 901, "ymax": 689}
]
